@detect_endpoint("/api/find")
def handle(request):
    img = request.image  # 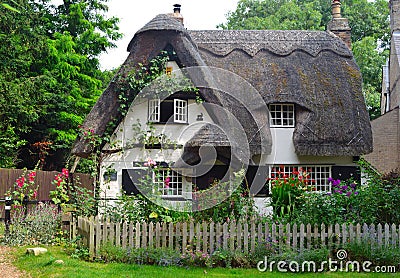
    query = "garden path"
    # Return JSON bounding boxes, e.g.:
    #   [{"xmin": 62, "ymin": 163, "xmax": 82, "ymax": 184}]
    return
[{"xmin": 0, "ymin": 246, "xmax": 28, "ymax": 278}]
